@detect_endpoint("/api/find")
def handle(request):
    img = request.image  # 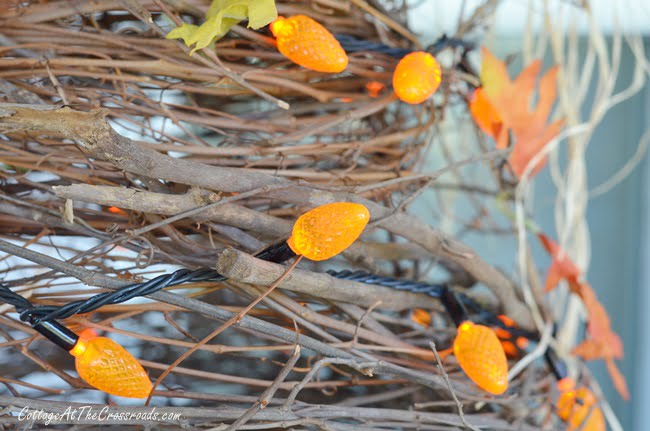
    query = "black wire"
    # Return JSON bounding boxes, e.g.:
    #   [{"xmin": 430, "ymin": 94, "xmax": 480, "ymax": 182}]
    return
[
  {"xmin": 335, "ymin": 33, "xmax": 475, "ymax": 59},
  {"xmin": 1, "ymin": 241, "xmax": 296, "ymax": 325},
  {"xmin": 335, "ymin": 34, "xmax": 412, "ymax": 58},
  {"xmin": 327, "ymin": 269, "xmax": 538, "ymax": 340},
  {"xmin": 425, "ymin": 34, "xmax": 475, "ymax": 55},
  {"xmin": 0, "ymin": 284, "xmax": 33, "ymax": 313},
  {"xmin": 1, "ymin": 243, "xmax": 565, "ymax": 378},
  {"xmin": 20, "ymin": 268, "xmax": 226, "ymax": 323},
  {"xmin": 1, "ymin": 242, "xmax": 536, "ymax": 339}
]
